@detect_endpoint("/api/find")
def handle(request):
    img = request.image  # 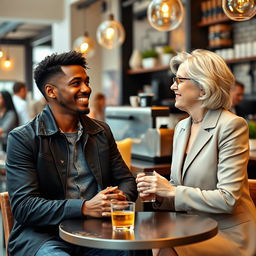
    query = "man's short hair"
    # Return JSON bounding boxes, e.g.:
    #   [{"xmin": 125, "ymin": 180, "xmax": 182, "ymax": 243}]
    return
[
  {"xmin": 34, "ymin": 51, "xmax": 88, "ymax": 97},
  {"xmin": 13, "ymin": 82, "xmax": 26, "ymax": 94}
]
